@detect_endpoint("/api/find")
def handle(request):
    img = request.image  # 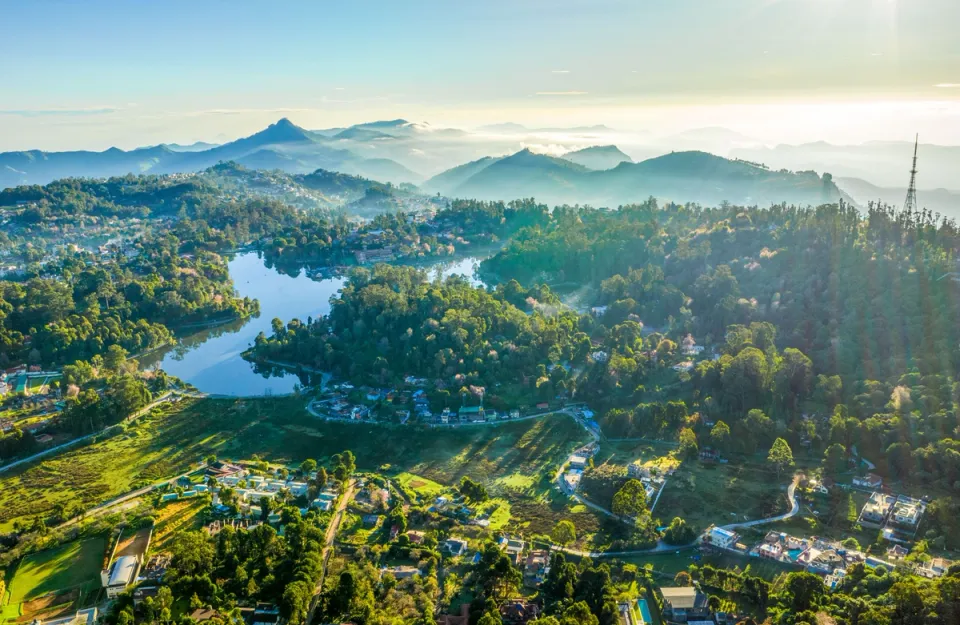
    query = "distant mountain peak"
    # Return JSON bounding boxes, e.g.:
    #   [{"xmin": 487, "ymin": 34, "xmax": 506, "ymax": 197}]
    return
[{"xmin": 247, "ymin": 118, "xmax": 313, "ymax": 144}]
